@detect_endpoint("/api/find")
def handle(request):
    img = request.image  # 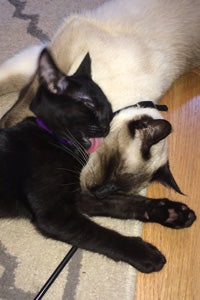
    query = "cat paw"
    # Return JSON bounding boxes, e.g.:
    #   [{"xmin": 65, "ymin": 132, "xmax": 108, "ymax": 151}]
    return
[
  {"xmin": 145, "ymin": 199, "xmax": 196, "ymax": 229},
  {"xmin": 129, "ymin": 237, "xmax": 166, "ymax": 273}
]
